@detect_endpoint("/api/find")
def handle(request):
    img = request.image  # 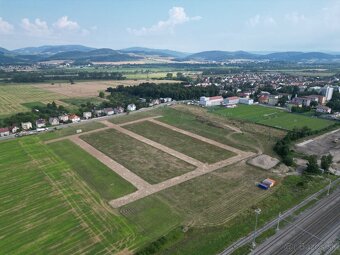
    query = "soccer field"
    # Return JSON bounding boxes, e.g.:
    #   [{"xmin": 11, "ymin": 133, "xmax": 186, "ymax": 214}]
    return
[{"xmin": 211, "ymin": 104, "xmax": 335, "ymax": 131}]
